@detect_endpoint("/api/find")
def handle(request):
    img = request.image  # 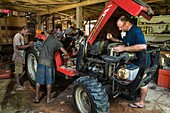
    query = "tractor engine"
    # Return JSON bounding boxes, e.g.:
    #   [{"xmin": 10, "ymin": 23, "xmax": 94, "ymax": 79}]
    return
[{"xmin": 106, "ymin": 43, "xmax": 138, "ymax": 81}]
